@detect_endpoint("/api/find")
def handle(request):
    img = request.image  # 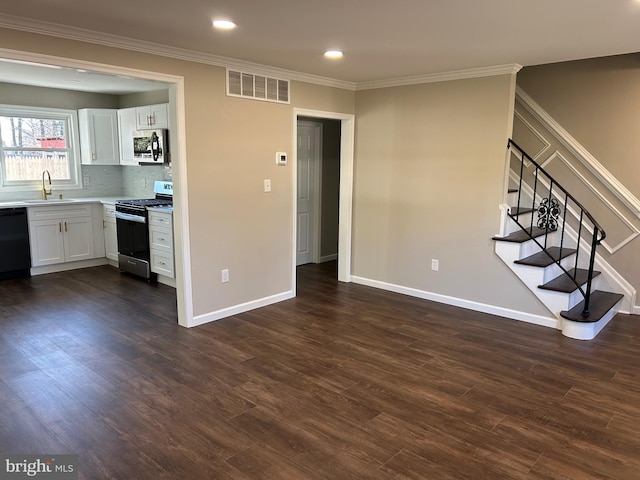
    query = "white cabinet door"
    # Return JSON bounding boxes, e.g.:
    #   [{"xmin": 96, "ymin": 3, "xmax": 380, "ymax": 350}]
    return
[
  {"xmin": 63, "ymin": 217, "xmax": 94, "ymax": 262},
  {"xmin": 29, "ymin": 219, "xmax": 65, "ymax": 267},
  {"xmin": 117, "ymin": 107, "xmax": 137, "ymax": 166},
  {"xmin": 29, "ymin": 215, "xmax": 94, "ymax": 266},
  {"xmin": 78, "ymin": 109, "xmax": 120, "ymax": 165},
  {"xmin": 103, "ymin": 204, "xmax": 118, "ymax": 262},
  {"xmin": 135, "ymin": 104, "xmax": 168, "ymax": 129}
]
